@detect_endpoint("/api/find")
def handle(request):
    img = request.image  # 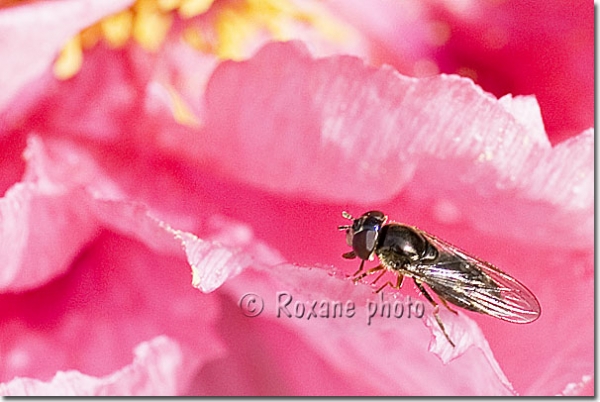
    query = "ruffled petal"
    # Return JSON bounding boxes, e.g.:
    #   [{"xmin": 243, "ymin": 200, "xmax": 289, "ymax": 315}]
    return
[
  {"xmin": 0, "ymin": 0, "xmax": 134, "ymax": 113},
  {"xmin": 0, "ymin": 137, "xmax": 98, "ymax": 291},
  {"xmin": 196, "ymin": 263, "xmax": 516, "ymax": 395},
  {"xmin": 0, "ymin": 336, "xmax": 184, "ymax": 396},
  {"xmin": 203, "ymin": 42, "xmax": 592, "ymax": 228},
  {"xmin": 0, "ymin": 37, "xmax": 591, "ymax": 396},
  {"xmin": 197, "ymin": 41, "xmax": 592, "ymax": 395}
]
